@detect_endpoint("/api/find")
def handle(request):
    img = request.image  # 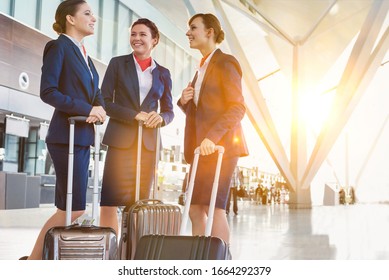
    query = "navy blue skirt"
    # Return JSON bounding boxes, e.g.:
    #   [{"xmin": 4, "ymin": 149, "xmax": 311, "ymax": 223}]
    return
[
  {"xmin": 190, "ymin": 153, "xmax": 238, "ymax": 210},
  {"xmin": 47, "ymin": 143, "xmax": 90, "ymax": 211},
  {"xmin": 100, "ymin": 144, "xmax": 155, "ymax": 206}
]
